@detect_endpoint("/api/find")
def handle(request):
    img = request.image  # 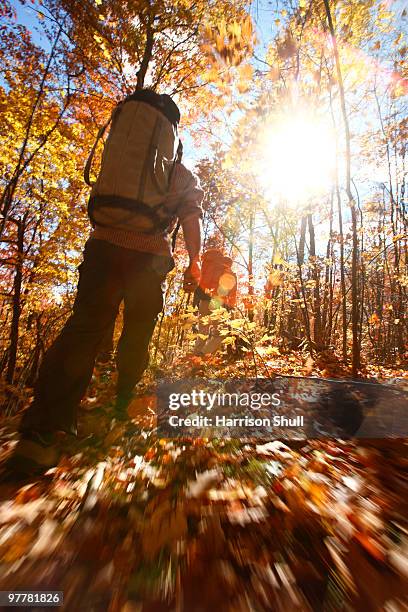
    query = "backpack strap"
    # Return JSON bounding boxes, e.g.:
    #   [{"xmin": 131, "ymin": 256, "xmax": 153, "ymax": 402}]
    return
[
  {"xmin": 84, "ymin": 104, "xmax": 122, "ymax": 187},
  {"xmin": 171, "ymin": 220, "xmax": 180, "ymax": 252}
]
